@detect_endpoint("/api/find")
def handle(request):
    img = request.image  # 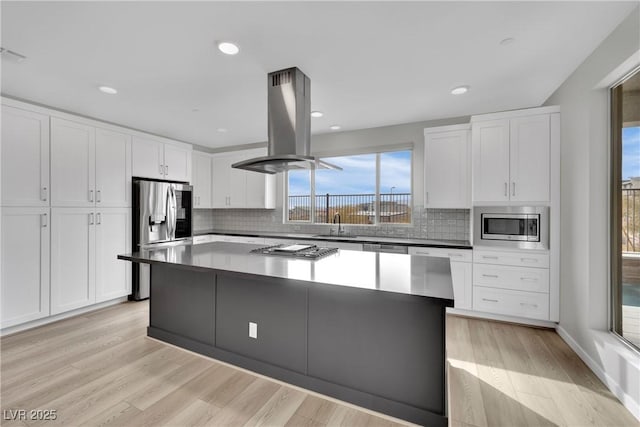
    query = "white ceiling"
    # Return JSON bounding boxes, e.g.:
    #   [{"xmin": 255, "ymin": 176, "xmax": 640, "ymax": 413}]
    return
[{"xmin": 1, "ymin": 1, "xmax": 636, "ymax": 149}]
